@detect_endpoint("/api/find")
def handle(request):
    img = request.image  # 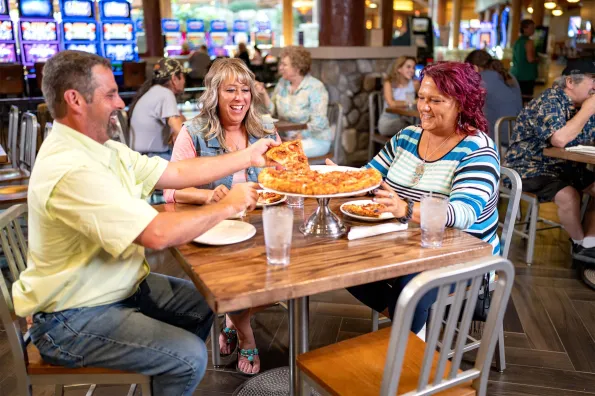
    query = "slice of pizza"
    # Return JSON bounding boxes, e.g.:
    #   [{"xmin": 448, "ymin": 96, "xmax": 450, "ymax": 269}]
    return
[
  {"xmin": 343, "ymin": 203, "xmax": 387, "ymax": 218},
  {"xmin": 258, "ymin": 192, "xmax": 284, "ymax": 205},
  {"xmin": 265, "ymin": 140, "xmax": 310, "ymax": 172}
]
